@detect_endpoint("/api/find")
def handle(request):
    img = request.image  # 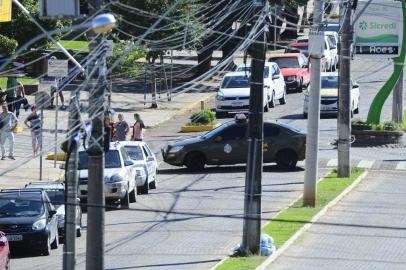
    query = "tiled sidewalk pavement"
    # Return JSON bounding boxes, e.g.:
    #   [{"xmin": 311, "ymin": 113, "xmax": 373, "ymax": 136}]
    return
[{"xmin": 268, "ymin": 170, "xmax": 406, "ymax": 270}]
